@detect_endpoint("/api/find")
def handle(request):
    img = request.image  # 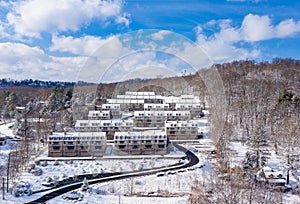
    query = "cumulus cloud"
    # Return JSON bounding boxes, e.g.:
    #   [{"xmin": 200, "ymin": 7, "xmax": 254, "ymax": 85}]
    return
[
  {"xmin": 67, "ymin": 30, "xmax": 212, "ymax": 83},
  {"xmin": 50, "ymin": 34, "xmax": 116, "ymax": 56},
  {"xmin": 241, "ymin": 14, "xmax": 300, "ymax": 42},
  {"xmin": 115, "ymin": 12, "xmax": 131, "ymax": 27},
  {"xmin": 151, "ymin": 30, "xmax": 172, "ymax": 40},
  {"xmin": 4, "ymin": 0, "xmax": 128, "ymax": 38},
  {"xmin": 195, "ymin": 14, "xmax": 300, "ymax": 62},
  {"xmin": 0, "ymin": 42, "xmax": 84, "ymax": 81}
]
